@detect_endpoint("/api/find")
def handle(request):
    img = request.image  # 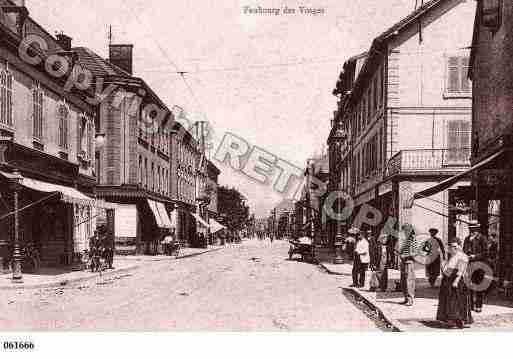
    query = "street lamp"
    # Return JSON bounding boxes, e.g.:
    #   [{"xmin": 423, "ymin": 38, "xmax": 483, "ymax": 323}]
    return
[
  {"xmin": 9, "ymin": 170, "xmax": 23, "ymax": 283},
  {"xmin": 330, "ymin": 122, "xmax": 347, "ymax": 264}
]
